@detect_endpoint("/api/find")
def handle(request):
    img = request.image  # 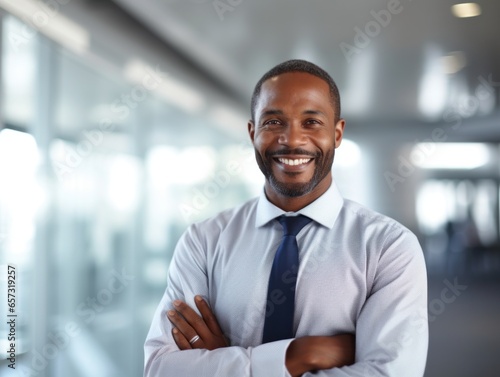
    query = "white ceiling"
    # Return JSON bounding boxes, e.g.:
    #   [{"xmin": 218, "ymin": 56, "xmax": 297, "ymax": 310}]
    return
[{"xmin": 112, "ymin": 0, "xmax": 500, "ymax": 139}]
